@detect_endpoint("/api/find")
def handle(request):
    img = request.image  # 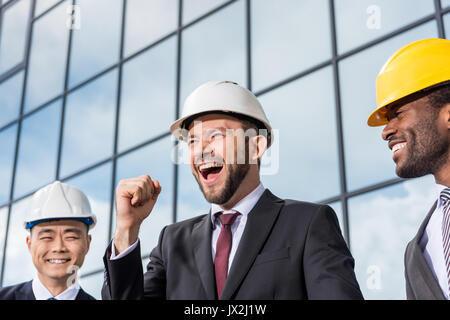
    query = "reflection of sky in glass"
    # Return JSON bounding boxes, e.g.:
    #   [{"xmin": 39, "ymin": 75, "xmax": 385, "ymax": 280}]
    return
[
  {"xmin": 79, "ymin": 271, "xmax": 103, "ymax": 299},
  {"xmin": 0, "ymin": 125, "xmax": 16, "ymax": 204},
  {"xmin": 3, "ymin": 196, "xmax": 35, "ymax": 286},
  {"xmin": 0, "ymin": 0, "xmax": 30, "ymax": 73},
  {"xmin": 24, "ymin": 1, "xmax": 68, "ymax": 113},
  {"xmin": 65, "ymin": 163, "xmax": 112, "ymax": 274},
  {"xmin": 259, "ymin": 67, "xmax": 340, "ymax": 202},
  {"xmin": 340, "ymin": 22, "xmax": 437, "ymax": 191},
  {"xmin": 0, "ymin": 71, "xmax": 23, "ymax": 128},
  {"xmin": 115, "ymin": 136, "xmax": 173, "ymax": 255},
  {"xmin": 445, "ymin": 13, "xmax": 450, "ymax": 39},
  {"xmin": 442, "ymin": 0, "xmax": 450, "ymax": 9},
  {"xmin": 124, "ymin": 0, "xmax": 177, "ymax": 57},
  {"xmin": 0, "ymin": 207, "xmax": 8, "ymax": 277},
  {"xmin": 119, "ymin": 37, "xmax": 176, "ymax": 152},
  {"xmin": 61, "ymin": 70, "xmax": 116, "ymax": 177},
  {"xmin": 349, "ymin": 175, "xmax": 436, "ymax": 300},
  {"xmin": 181, "ymin": 0, "xmax": 245, "ymax": 104},
  {"xmin": 183, "ymin": 0, "xmax": 228, "ymax": 24},
  {"xmin": 251, "ymin": 0, "xmax": 331, "ymax": 91},
  {"xmin": 14, "ymin": 101, "xmax": 61, "ymax": 199},
  {"xmin": 68, "ymin": 0, "xmax": 122, "ymax": 87},
  {"xmin": 328, "ymin": 201, "xmax": 344, "ymax": 237},
  {"xmin": 35, "ymin": 0, "xmax": 61, "ymax": 17},
  {"xmin": 335, "ymin": 0, "xmax": 434, "ymax": 54}
]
